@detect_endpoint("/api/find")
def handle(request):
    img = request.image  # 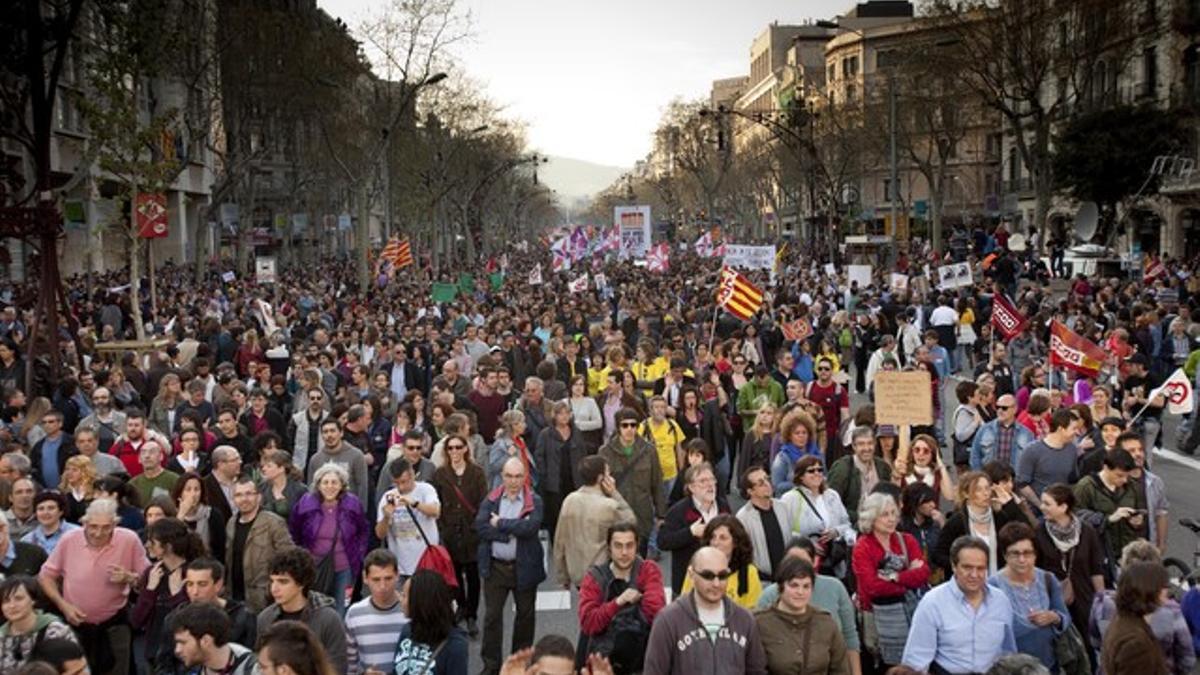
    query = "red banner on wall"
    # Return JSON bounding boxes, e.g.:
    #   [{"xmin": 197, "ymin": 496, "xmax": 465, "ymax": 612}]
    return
[{"xmin": 136, "ymin": 193, "xmax": 168, "ymax": 238}]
